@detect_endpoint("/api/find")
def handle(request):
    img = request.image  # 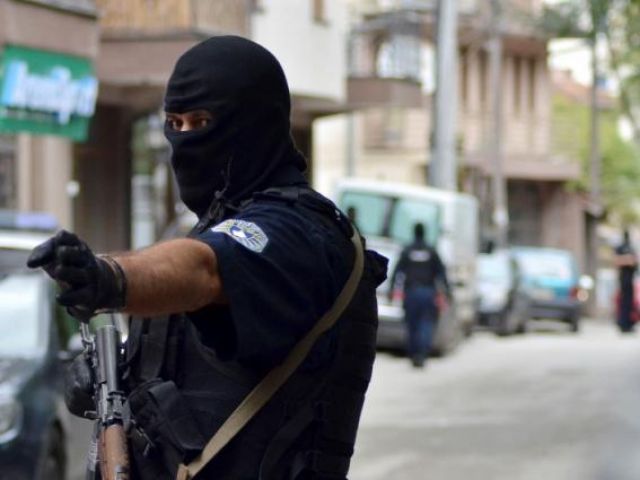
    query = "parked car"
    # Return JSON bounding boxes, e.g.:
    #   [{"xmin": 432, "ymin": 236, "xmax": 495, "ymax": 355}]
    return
[
  {"xmin": 0, "ymin": 211, "xmax": 92, "ymax": 480},
  {"xmin": 511, "ymin": 246, "xmax": 582, "ymax": 332},
  {"xmin": 476, "ymin": 249, "xmax": 528, "ymax": 336},
  {"xmin": 335, "ymin": 178, "xmax": 479, "ymax": 355}
]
